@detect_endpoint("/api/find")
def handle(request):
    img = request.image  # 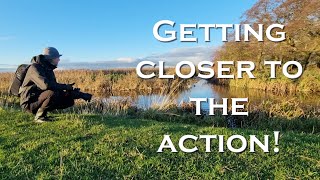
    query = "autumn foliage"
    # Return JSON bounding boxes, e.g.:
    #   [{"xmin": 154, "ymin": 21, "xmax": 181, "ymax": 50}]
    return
[{"xmin": 213, "ymin": 0, "xmax": 320, "ymax": 92}]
